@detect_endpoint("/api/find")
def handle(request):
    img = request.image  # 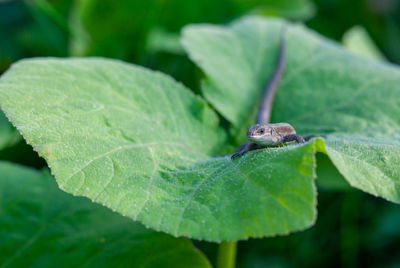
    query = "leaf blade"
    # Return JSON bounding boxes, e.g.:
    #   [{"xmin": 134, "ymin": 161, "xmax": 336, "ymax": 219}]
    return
[
  {"xmin": 0, "ymin": 58, "xmax": 317, "ymax": 241},
  {"xmin": 183, "ymin": 16, "xmax": 400, "ymax": 203}
]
